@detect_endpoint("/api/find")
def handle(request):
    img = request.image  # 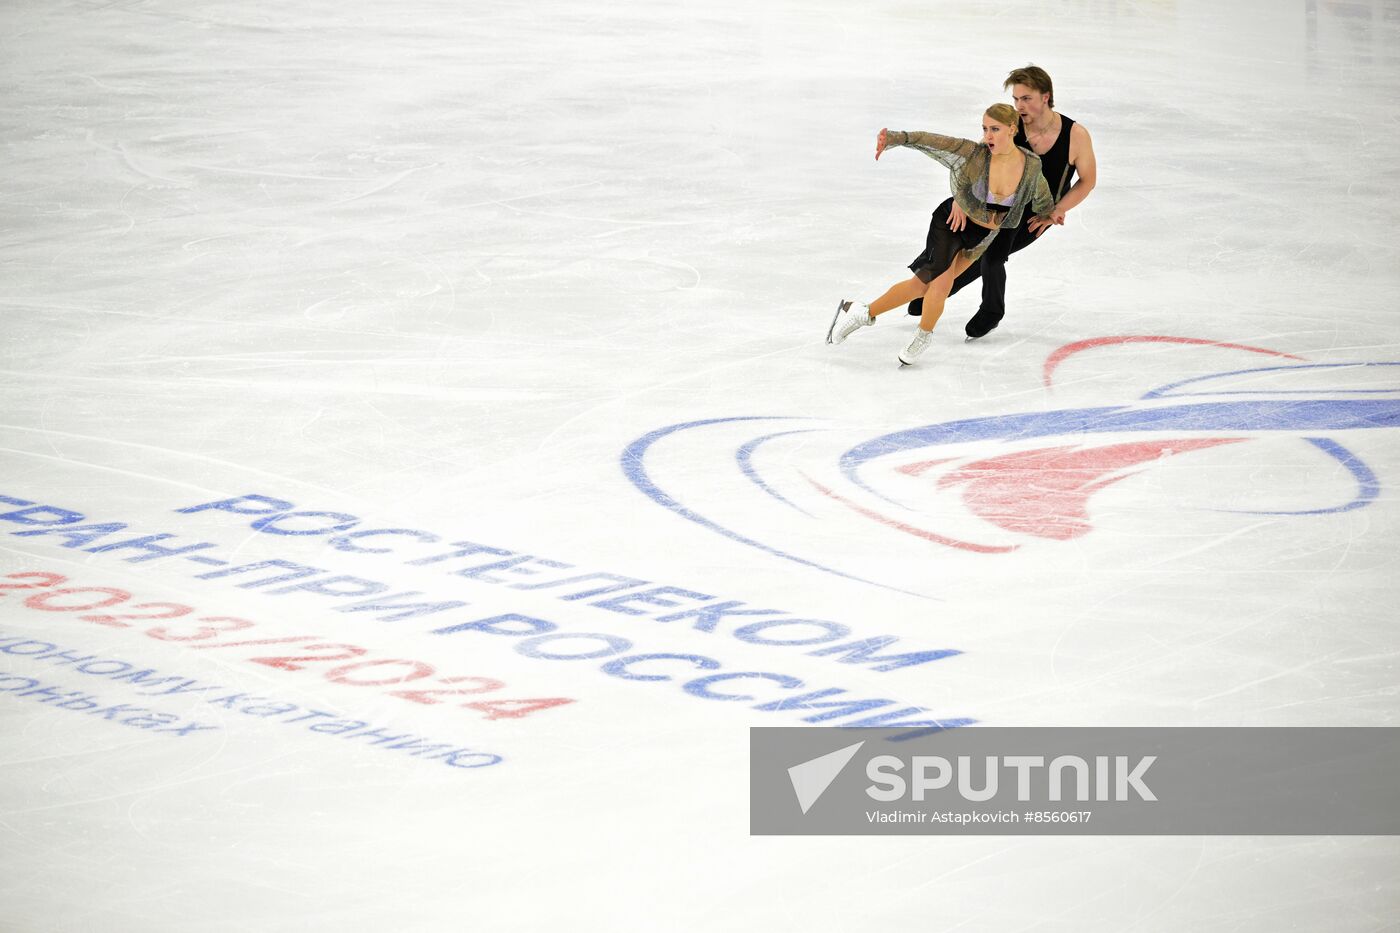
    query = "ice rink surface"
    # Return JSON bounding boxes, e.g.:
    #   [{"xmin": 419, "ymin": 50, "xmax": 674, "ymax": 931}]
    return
[{"xmin": 4, "ymin": 0, "xmax": 1400, "ymax": 929}]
